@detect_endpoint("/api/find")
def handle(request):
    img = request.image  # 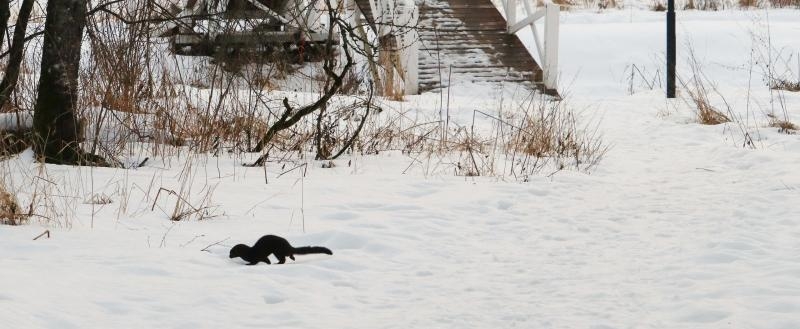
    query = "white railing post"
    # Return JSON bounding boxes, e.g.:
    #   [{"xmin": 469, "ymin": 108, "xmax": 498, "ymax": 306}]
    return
[
  {"xmin": 543, "ymin": 3, "xmax": 559, "ymax": 91},
  {"xmin": 506, "ymin": 0, "xmax": 517, "ymax": 32},
  {"xmin": 403, "ymin": 4, "xmax": 419, "ymax": 95}
]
